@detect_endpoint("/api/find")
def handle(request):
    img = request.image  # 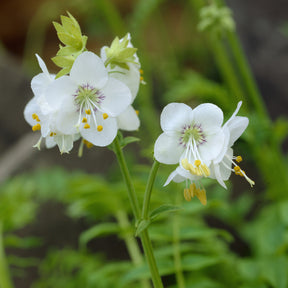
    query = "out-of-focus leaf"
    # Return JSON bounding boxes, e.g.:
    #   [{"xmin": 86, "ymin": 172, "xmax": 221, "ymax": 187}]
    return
[{"xmin": 79, "ymin": 223, "xmax": 121, "ymax": 249}]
